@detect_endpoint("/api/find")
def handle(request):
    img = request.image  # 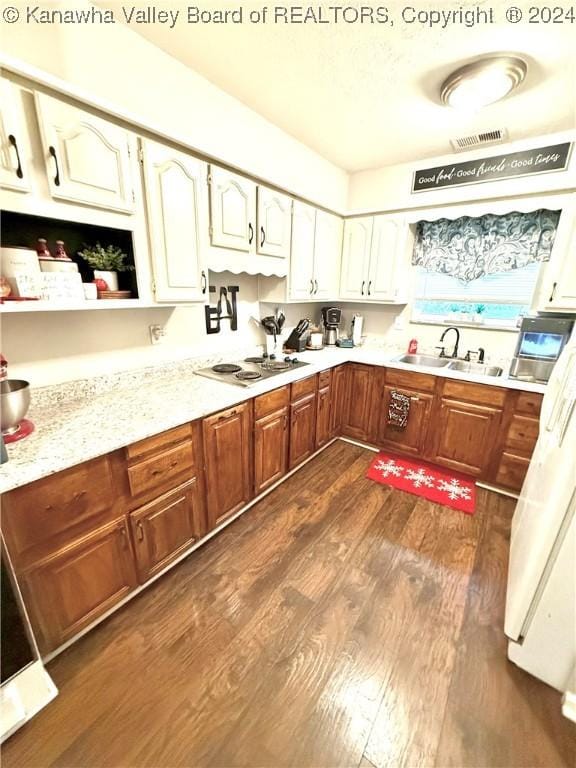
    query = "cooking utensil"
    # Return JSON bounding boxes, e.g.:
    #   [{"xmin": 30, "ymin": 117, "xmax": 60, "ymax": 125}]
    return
[
  {"xmin": 1, "ymin": 379, "xmax": 31, "ymax": 434},
  {"xmin": 276, "ymin": 309, "xmax": 285, "ymax": 332}
]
